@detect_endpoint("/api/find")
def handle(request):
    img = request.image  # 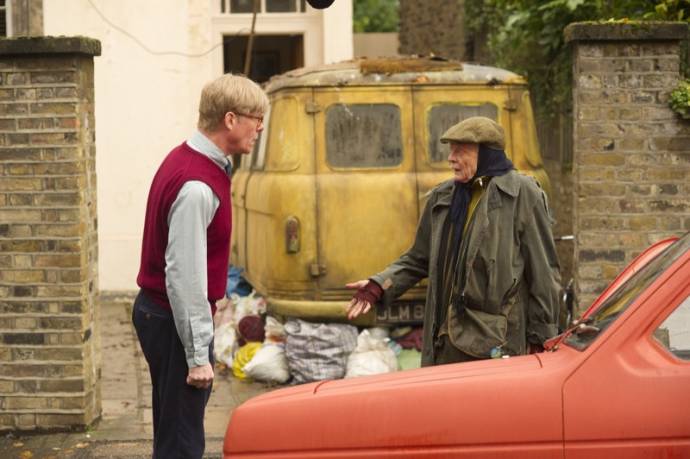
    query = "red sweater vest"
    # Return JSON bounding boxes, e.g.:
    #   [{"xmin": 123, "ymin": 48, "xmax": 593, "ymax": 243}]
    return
[{"xmin": 136, "ymin": 142, "xmax": 231, "ymax": 314}]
